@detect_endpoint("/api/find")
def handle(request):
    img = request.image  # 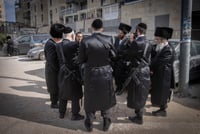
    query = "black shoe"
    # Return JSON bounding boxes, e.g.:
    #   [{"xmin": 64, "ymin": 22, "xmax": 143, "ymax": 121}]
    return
[
  {"xmin": 84, "ymin": 119, "xmax": 93, "ymax": 132},
  {"xmin": 51, "ymin": 103, "xmax": 59, "ymax": 109},
  {"xmin": 103, "ymin": 118, "xmax": 111, "ymax": 131},
  {"xmin": 59, "ymin": 113, "xmax": 65, "ymax": 119},
  {"xmin": 152, "ymin": 109, "xmax": 167, "ymax": 117},
  {"xmin": 128, "ymin": 116, "xmax": 143, "ymax": 125},
  {"xmin": 71, "ymin": 114, "xmax": 84, "ymax": 121}
]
